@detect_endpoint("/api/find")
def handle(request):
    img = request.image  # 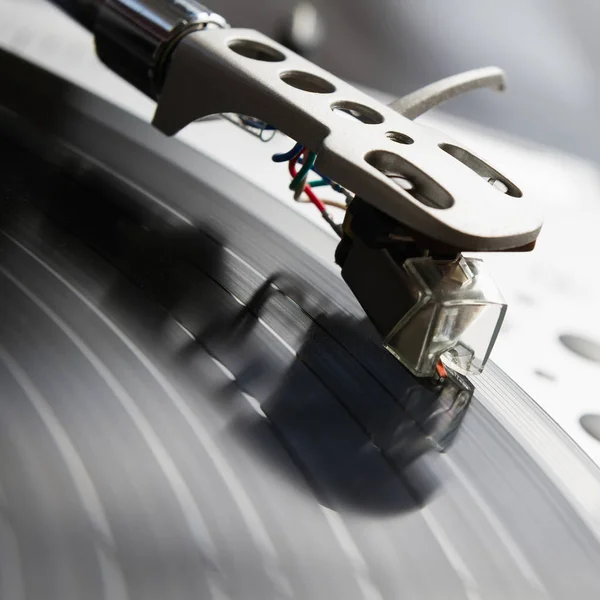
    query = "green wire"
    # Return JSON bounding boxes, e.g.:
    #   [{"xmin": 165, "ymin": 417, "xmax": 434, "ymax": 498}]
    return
[
  {"xmin": 308, "ymin": 179, "xmax": 330, "ymax": 188},
  {"xmin": 290, "ymin": 152, "xmax": 317, "ymax": 191}
]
